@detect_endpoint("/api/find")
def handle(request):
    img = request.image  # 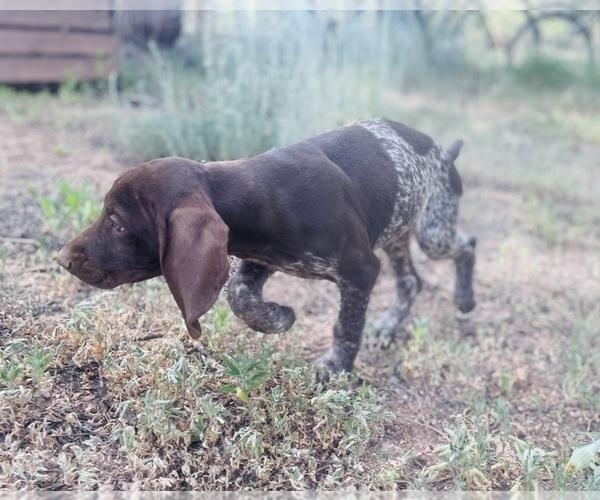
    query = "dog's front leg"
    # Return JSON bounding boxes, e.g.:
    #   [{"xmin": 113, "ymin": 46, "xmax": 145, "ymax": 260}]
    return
[
  {"xmin": 227, "ymin": 260, "xmax": 296, "ymax": 334},
  {"xmin": 317, "ymin": 251, "xmax": 380, "ymax": 373}
]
